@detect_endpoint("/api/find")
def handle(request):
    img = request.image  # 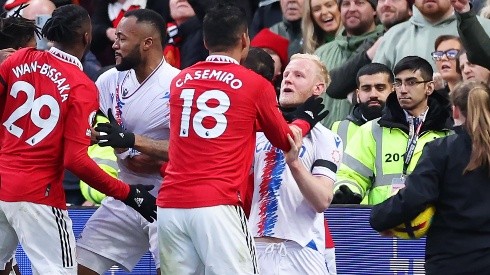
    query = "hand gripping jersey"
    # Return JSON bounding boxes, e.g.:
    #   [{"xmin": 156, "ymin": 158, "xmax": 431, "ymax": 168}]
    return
[
  {"xmin": 158, "ymin": 55, "xmax": 296, "ymax": 208},
  {"xmin": 0, "ymin": 47, "xmax": 129, "ymax": 209},
  {"xmin": 249, "ymin": 125, "xmax": 343, "ymax": 249},
  {"xmin": 97, "ymin": 59, "xmax": 180, "ymax": 195}
]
